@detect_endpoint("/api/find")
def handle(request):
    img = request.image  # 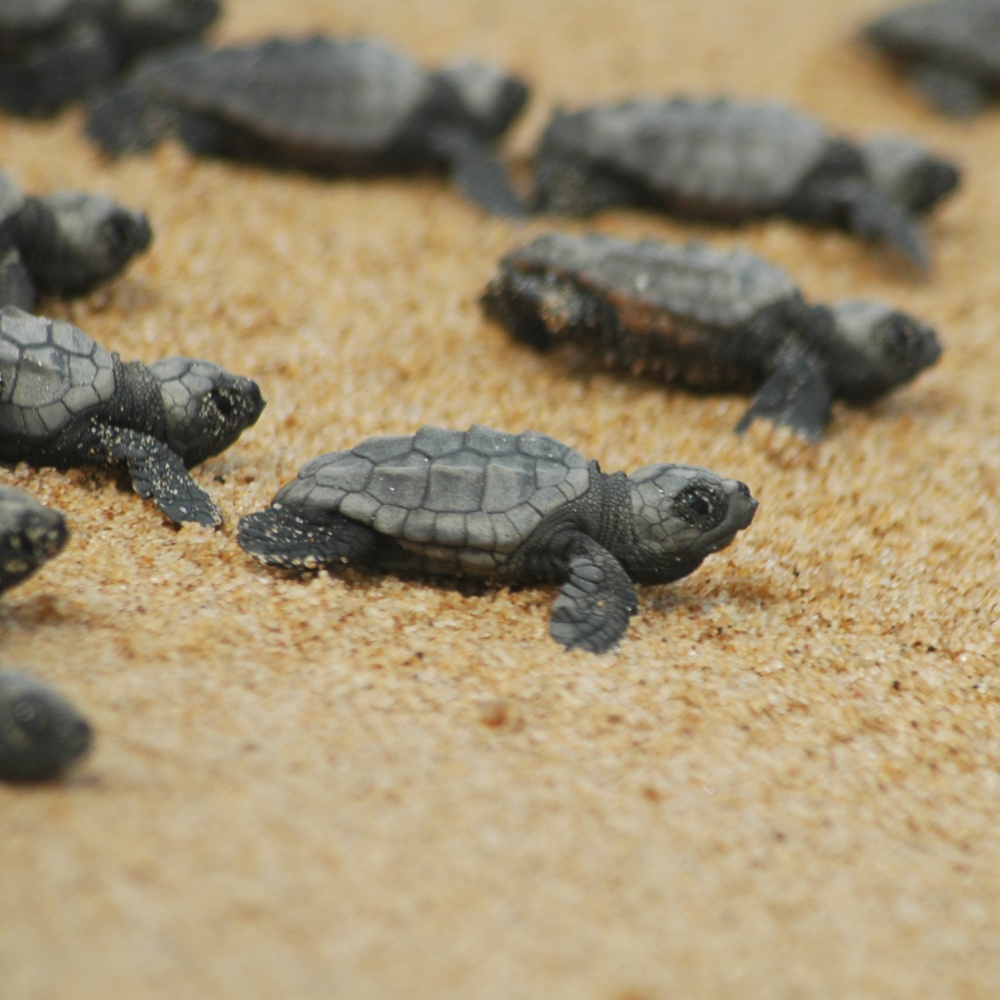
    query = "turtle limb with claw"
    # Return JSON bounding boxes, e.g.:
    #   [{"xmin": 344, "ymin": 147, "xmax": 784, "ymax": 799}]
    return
[
  {"xmin": 237, "ymin": 424, "xmax": 757, "ymax": 653},
  {"xmin": 0, "ymin": 308, "xmax": 265, "ymax": 526}
]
